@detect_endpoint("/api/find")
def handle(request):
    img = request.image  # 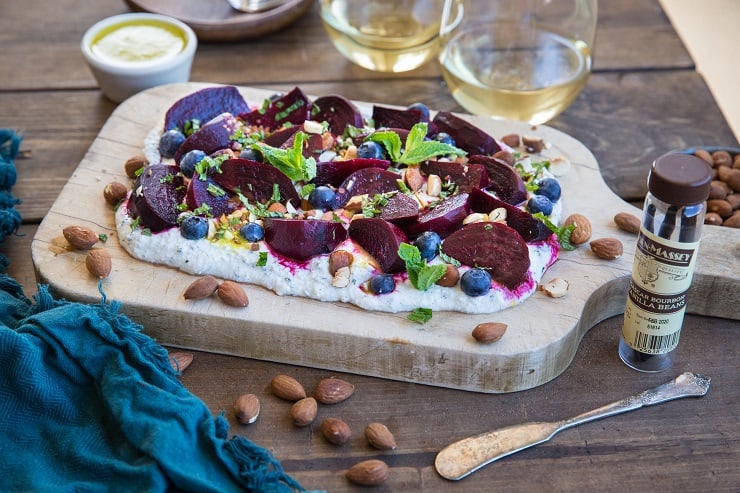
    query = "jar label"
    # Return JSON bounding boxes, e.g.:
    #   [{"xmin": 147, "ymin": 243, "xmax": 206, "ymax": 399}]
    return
[{"xmin": 621, "ymin": 227, "xmax": 700, "ymax": 354}]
